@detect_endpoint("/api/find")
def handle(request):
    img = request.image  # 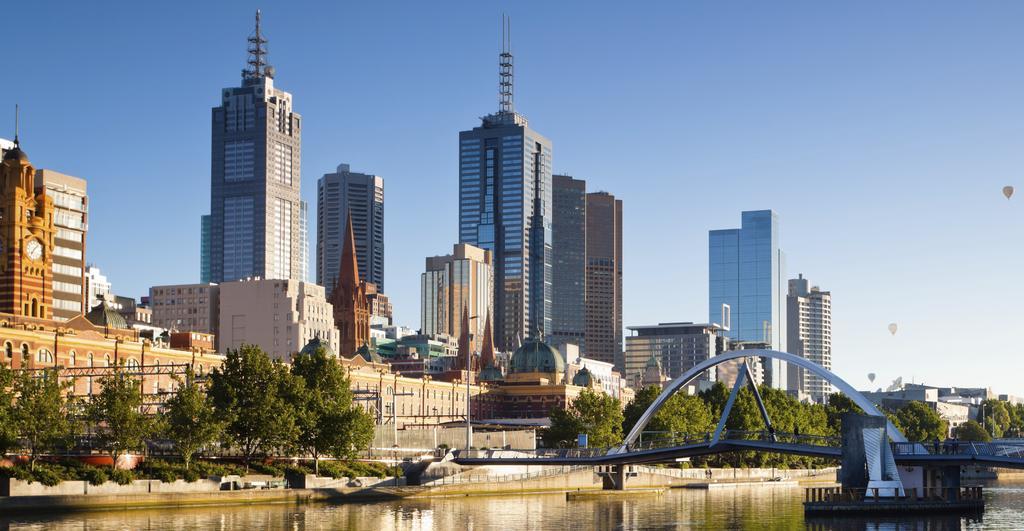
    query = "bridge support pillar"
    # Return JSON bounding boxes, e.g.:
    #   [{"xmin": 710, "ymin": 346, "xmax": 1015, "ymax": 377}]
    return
[{"xmin": 597, "ymin": 465, "xmax": 635, "ymax": 490}]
